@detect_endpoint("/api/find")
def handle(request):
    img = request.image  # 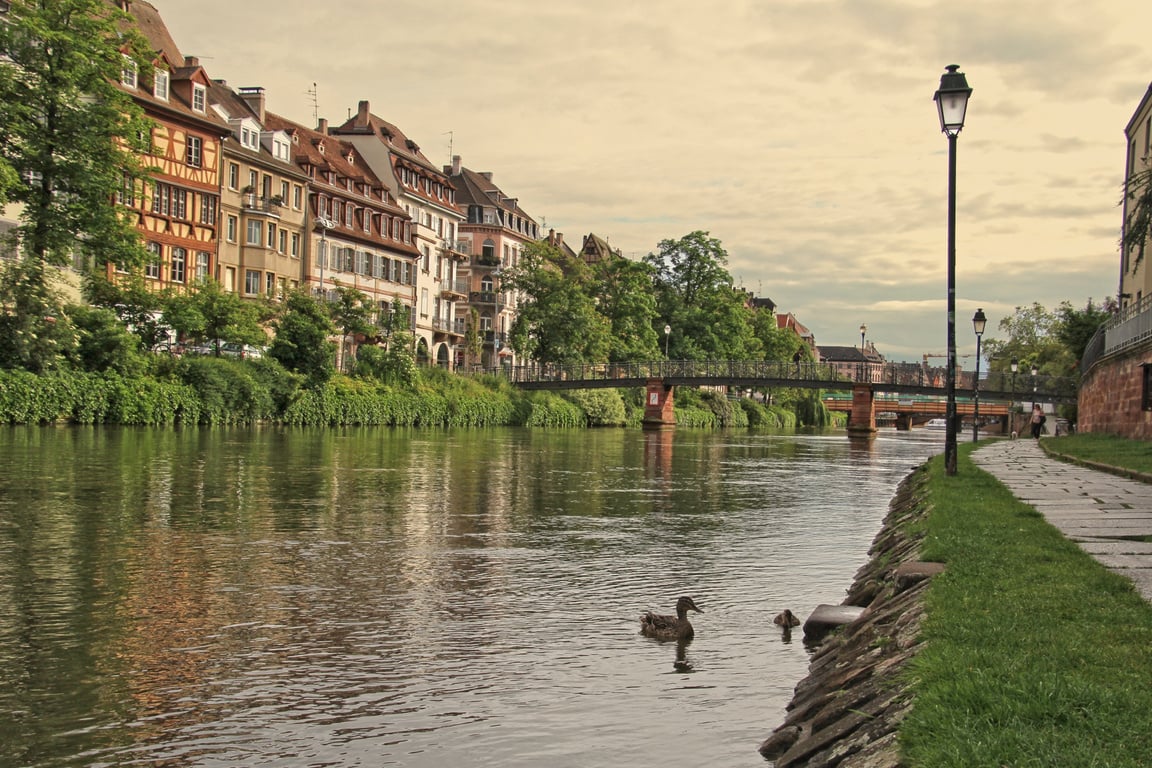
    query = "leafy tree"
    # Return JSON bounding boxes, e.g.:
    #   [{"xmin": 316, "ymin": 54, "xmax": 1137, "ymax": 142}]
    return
[
  {"xmin": 164, "ymin": 279, "xmax": 266, "ymax": 355},
  {"xmin": 463, "ymin": 307, "xmax": 484, "ymax": 368},
  {"xmin": 0, "ymin": 0, "xmax": 154, "ymax": 271},
  {"xmin": 503, "ymin": 241, "xmax": 610, "ymax": 365},
  {"xmin": 268, "ymin": 289, "xmax": 335, "ymax": 384},
  {"xmin": 591, "ymin": 256, "xmax": 660, "ymax": 362},
  {"xmin": 83, "ymin": 269, "xmax": 171, "ymax": 351},
  {"xmin": 67, "ymin": 303, "xmax": 147, "ymax": 375},
  {"xmin": 0, "ymin": 258, "xmax": 76, "ymax": 372},
  {"xmin": 752, "ymin": 307, "xmax": 803, "ymax": 362},
  {"xmin": 982, "ymin": 298, "xmax": 1112, "ymax": 378},
  {"xmin": 1054, "ymin": 298, "xmax": 1113, "ymax": 365},
  {"xmin": 644, "ymin": 231, "xmax": 760, "ymax": 360},
  {"xmin": 329, "ymin": 281, "xmax": 375, "ymax": 372},
  {"xmin": 1121, "ymin": 168, "xmax": 1152, "ymax": 270},
  {"xmin": 356, "ymin": 299, "xmax": 416, "ymax": 385}
]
